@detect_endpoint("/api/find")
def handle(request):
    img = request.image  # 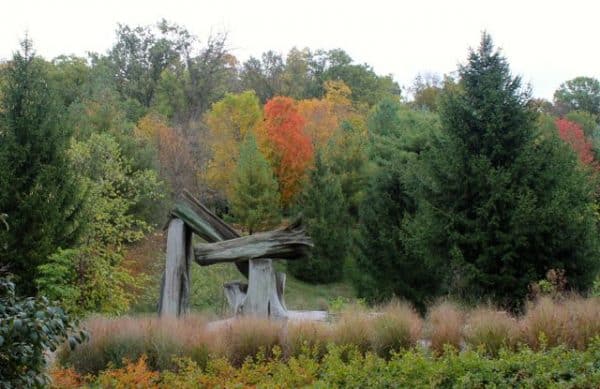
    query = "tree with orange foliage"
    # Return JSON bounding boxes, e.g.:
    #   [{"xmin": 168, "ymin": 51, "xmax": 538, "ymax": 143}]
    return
[
  {"xmin": 556, "ymin": 118, "xmax": 596, "ymax": 167},
  {"xmin": 297, "ymin": 98, "xmax": 338, "ymax": 148},
  {"xmin": 297, "ymin": 80, "xmax": 356, "ymax": 149},
  {"xmin": 261, "ymin": 96, "xmax": 314, "ymax": 205}
]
